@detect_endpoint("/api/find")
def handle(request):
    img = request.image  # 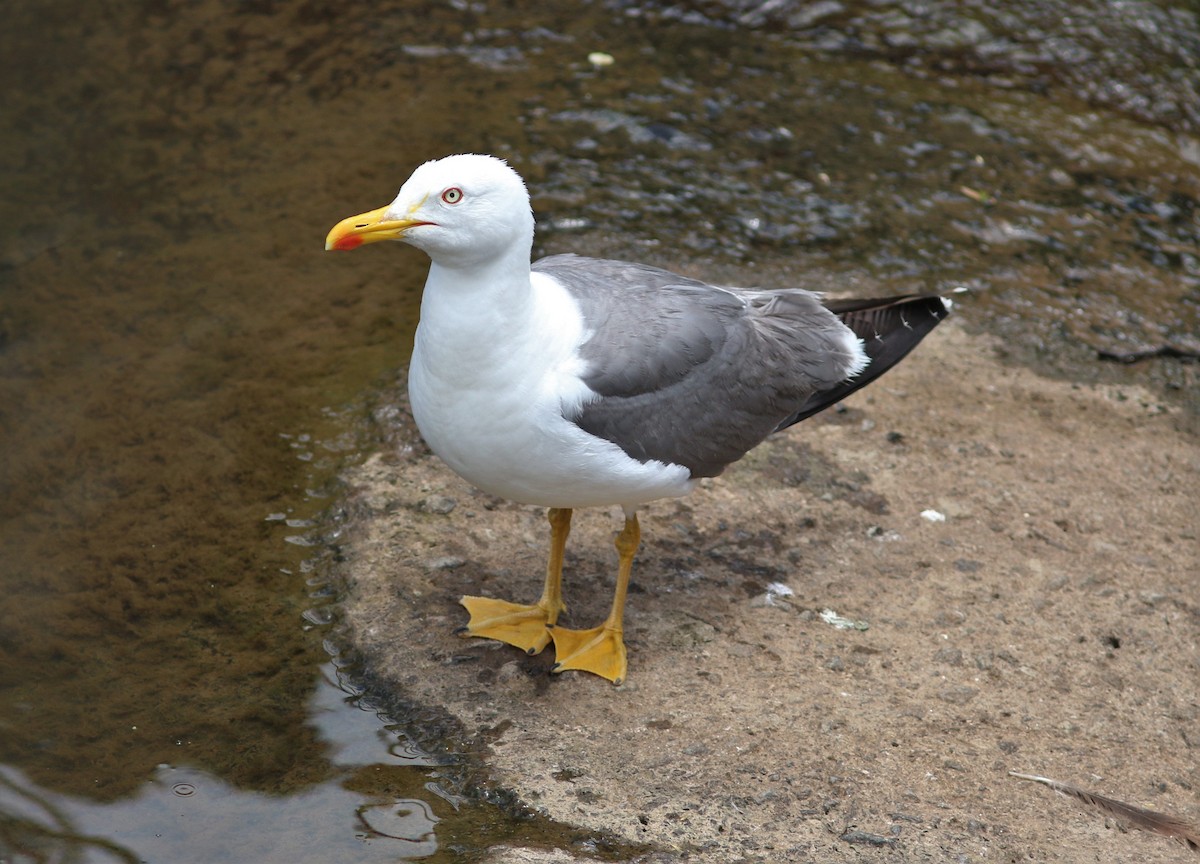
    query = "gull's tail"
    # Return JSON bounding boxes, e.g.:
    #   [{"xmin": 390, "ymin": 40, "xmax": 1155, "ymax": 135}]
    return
[{"xmin": 776, "ymin": 293, "xmax": 951, "ymax": 430}]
